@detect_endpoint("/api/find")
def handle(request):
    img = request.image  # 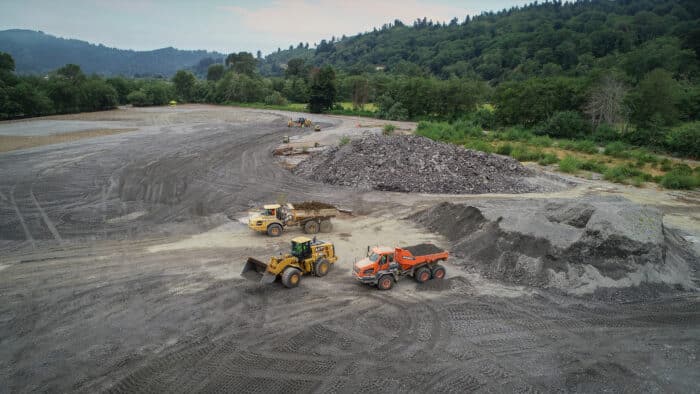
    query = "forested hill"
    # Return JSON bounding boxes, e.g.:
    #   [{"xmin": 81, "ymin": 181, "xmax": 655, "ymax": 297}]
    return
[
  {"xmin": 261, "ymin": 0, "xmax": 700, "ymax": 81},
  {"xmin": 0, "ymin": 29, "xmax": 224, "ymax": 77}
]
